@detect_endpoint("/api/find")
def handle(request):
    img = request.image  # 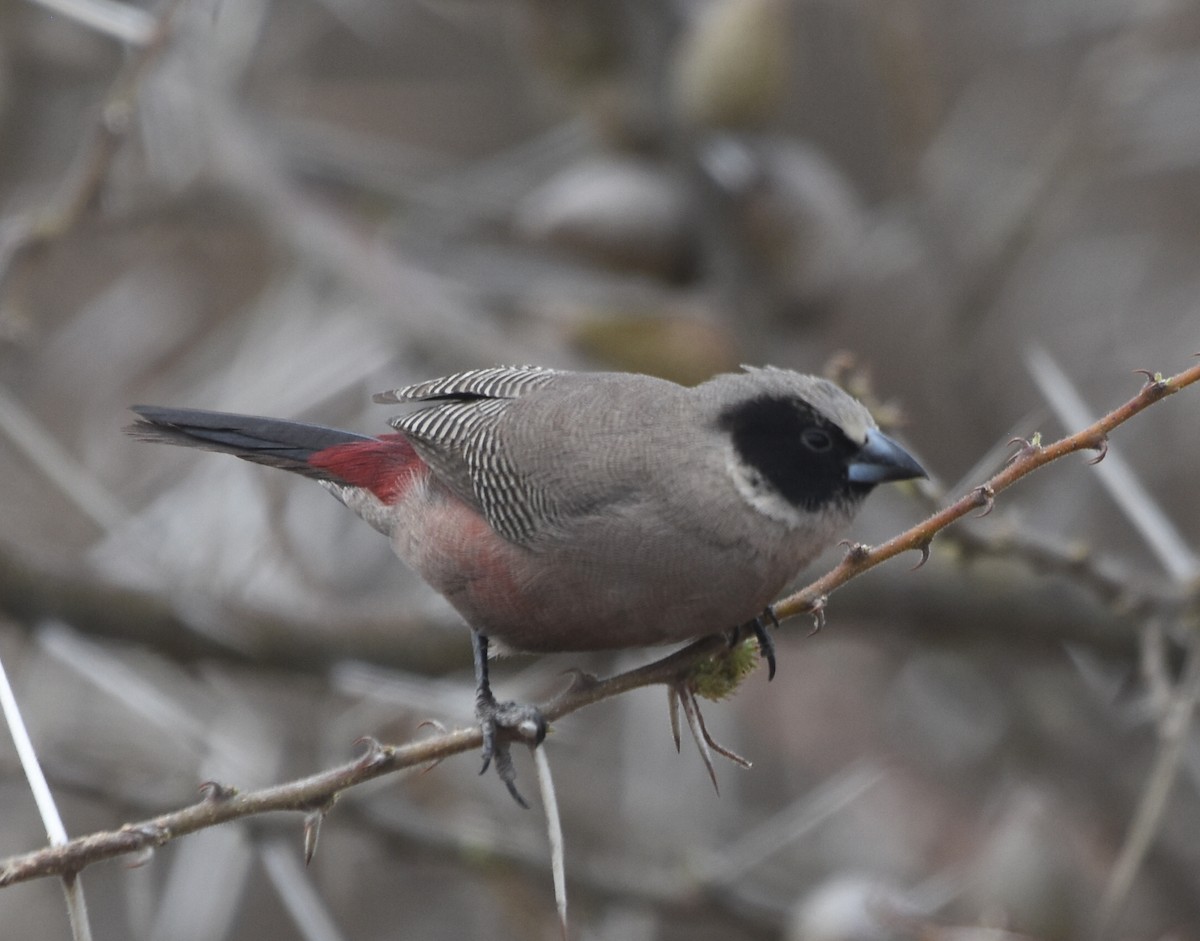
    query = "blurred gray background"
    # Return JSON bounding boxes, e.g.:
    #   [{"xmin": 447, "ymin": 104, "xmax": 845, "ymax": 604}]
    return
[{"xmin": 1, "ymin": 0, "xmax": 1198, "ymax": 938}]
